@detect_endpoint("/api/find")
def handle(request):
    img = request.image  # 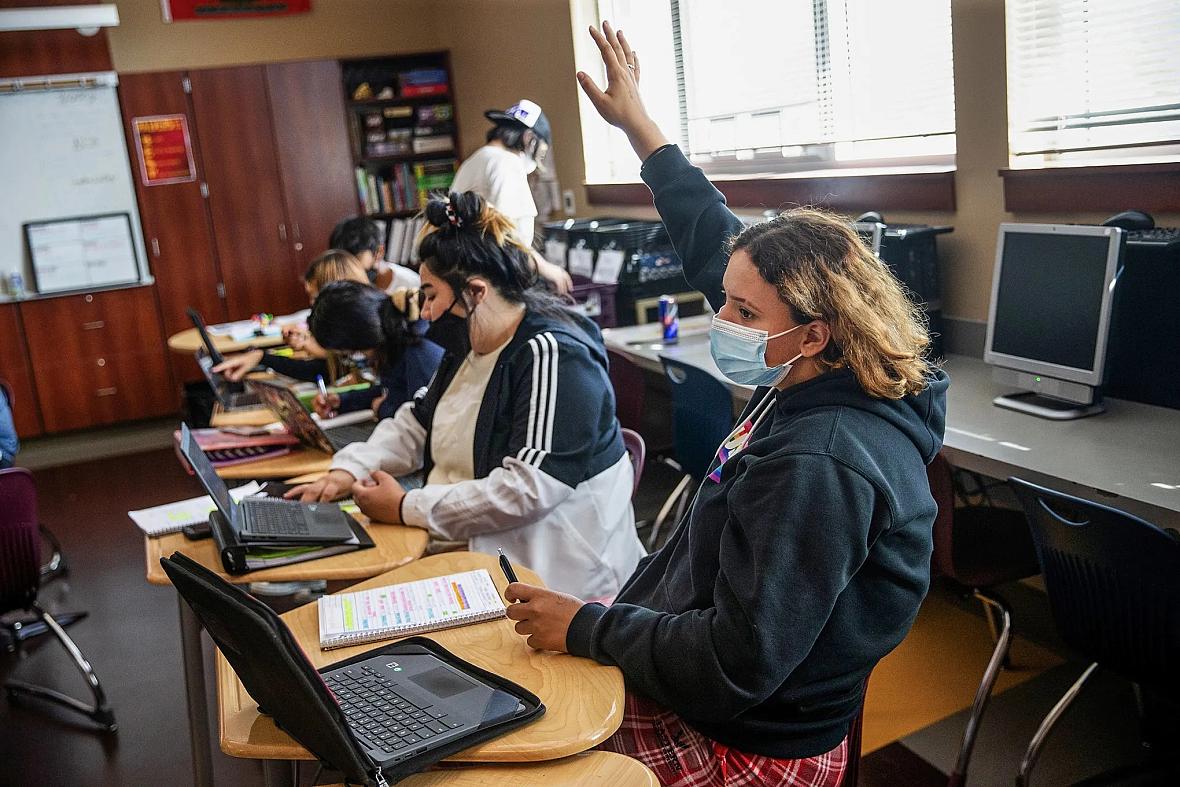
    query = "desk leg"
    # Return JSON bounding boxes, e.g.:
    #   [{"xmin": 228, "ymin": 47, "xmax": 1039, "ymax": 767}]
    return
[
  {"xmin": 178, "ymin": 597, "xmax": 214, "ymax": 787},
  {"xmin": 262, "ymin": 760, "xmax": 297, "ymax": 787}
]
